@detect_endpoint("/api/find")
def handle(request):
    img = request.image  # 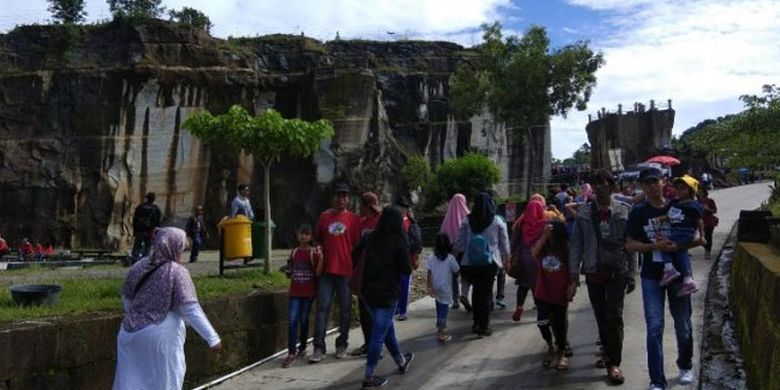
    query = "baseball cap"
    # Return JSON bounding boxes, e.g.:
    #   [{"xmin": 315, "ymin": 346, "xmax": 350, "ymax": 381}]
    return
[
  {"xmin": 673, "ymin": 175, "xmax": 699, "ymax": 194},
  {"xmin": 361, "ymin": 192, "xmax": 382, "ymax": 213},
  {"xmin": 333, "ymin": 182, "xmax": 350, "ymax": 194},
  {"xmin": 639, "ymin": 167, "xmax": 663, "ymax": 183}
]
